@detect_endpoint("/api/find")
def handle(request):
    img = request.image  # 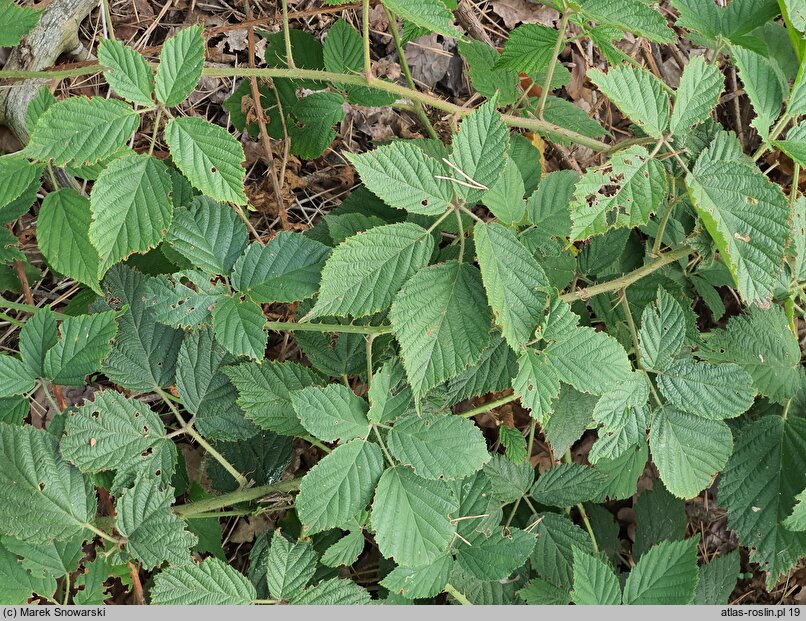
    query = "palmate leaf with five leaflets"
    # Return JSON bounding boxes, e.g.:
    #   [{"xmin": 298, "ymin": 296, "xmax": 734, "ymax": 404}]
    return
[{"xmin": 390, "ymin": 261, "xmax": 492, "ymax": 398}]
